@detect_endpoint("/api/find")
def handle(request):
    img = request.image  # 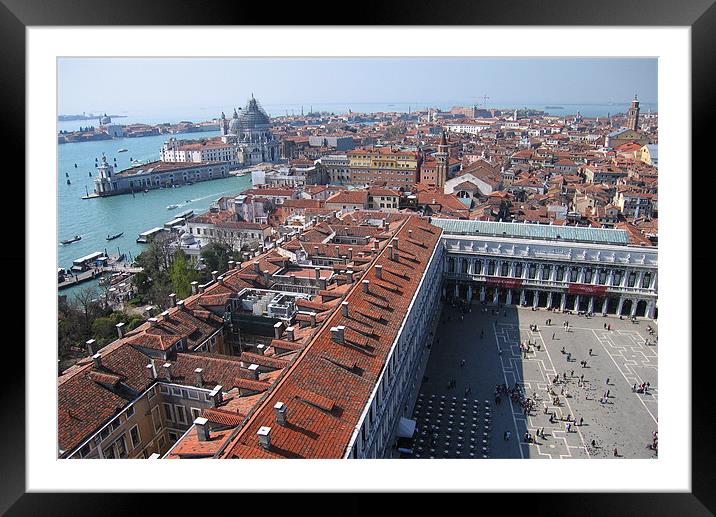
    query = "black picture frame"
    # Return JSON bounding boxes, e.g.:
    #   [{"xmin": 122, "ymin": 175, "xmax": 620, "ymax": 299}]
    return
[{"xmin": 3, "ymin": 0, "xmax": 711, "ymax": 514}]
